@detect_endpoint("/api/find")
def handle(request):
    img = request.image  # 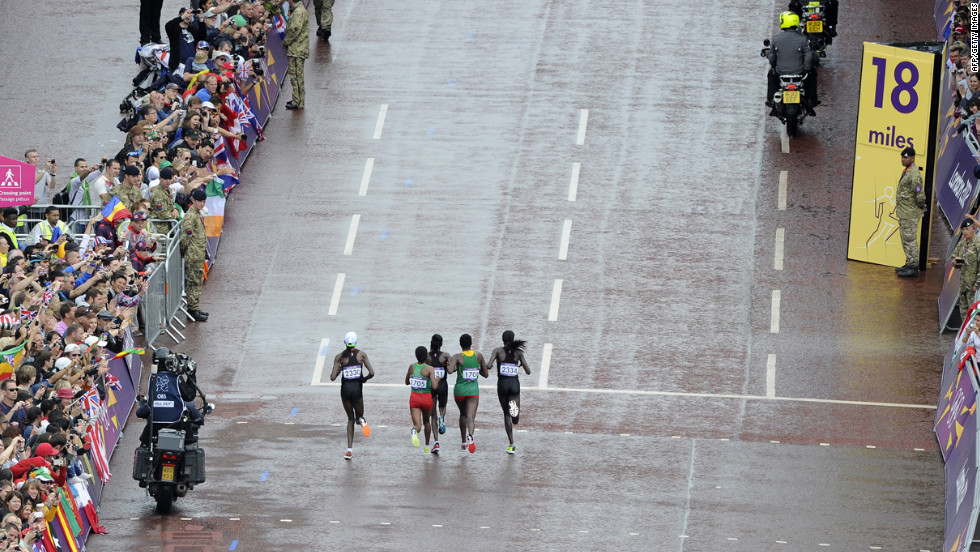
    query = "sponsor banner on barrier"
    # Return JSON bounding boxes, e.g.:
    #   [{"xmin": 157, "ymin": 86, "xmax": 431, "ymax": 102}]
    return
[
  {"xmin": 944, "ymin": 400, "xmax": 979, "ymax": 552},
  {"xmin": 847, "ymin": 43, "xmax": 937, "ymax": 267},
  {"xmin": 0, "ymin": 155, "xmax": 37, "ymax": 207},
  {"xmin": 934, "ymin": 50, "xmax": 980, "ymax": 228},
  {"xmin": 939, "ymin": 342, "xmax": 962, "ymax": 427},
  {"xmin": 936, "ymin": 361, "xmax": 978, "ymax": 460},
  {"xmin": 940, "ymin": 258, "xmax": 966, "ymax": 330}
]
